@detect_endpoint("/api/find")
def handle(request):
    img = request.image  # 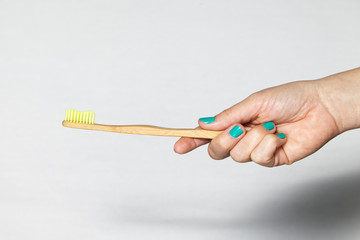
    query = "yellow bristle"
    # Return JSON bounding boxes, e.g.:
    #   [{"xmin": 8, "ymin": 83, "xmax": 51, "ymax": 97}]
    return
[
  {"xmin": 91, "ymin": 111, "xmax": 95, "ymax": 124},
  {"xmin": 64, "ymin": 109, "xmax": 95, "ymax": 124},
  {"xmin": 84, "ymin": 111, "xmax": 89, "ymax": 124},
  {"xmin": 70, "ymin": 110, "xmax": 75, "ymax": 122},
  {"xmin": 65, "ymin": 109, "xmax": 69, "ymax": 121},
  {"xmin": 80, "ymin": 111, "xmax": 84, "ymax": 123}
]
